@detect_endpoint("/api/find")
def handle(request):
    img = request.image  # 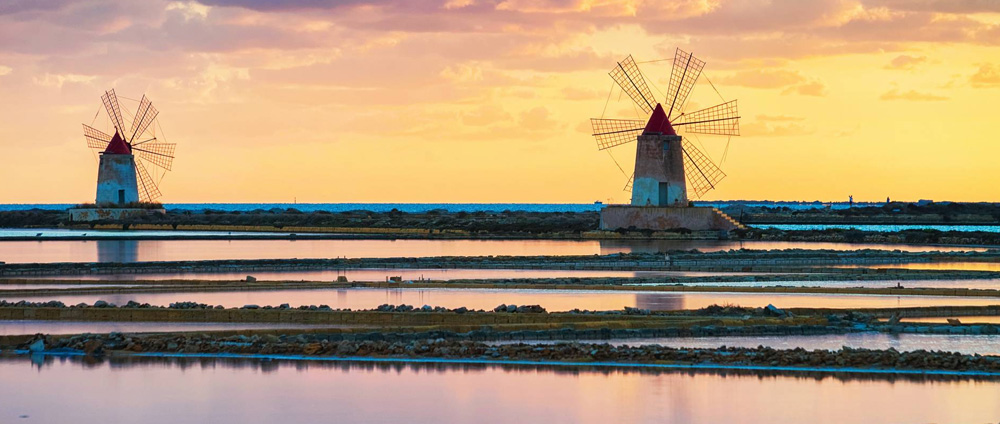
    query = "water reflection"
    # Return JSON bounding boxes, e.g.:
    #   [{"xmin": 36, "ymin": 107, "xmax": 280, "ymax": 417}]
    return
[
  {"xmin": 0, "ymin": 239, "xmax": 986, "ymax": 264},
  {"xmin": 11, "ymin": 355, "xmax": 1000, "ymax": 383},
  {"xmin": 31, "ymin": 268, "xmax": 746, "ymax": 282},
  {"xmin": 6, "ymin": 288, "xmax": 1000, "ymax": 311},
  {"xmin": 2, "ymin": 355, "xmax": 999, "ymax": 424},
  {"xmin": 840, "ymin": 262, "xmax": 1000, "ymax": 272},
  {"xmin": 0, "ymin": 320, "xmax": 354, "ymax": 336},
  {"xmin": 96, "ymin": 240, "xmax": 139, "ymax": 263}
]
